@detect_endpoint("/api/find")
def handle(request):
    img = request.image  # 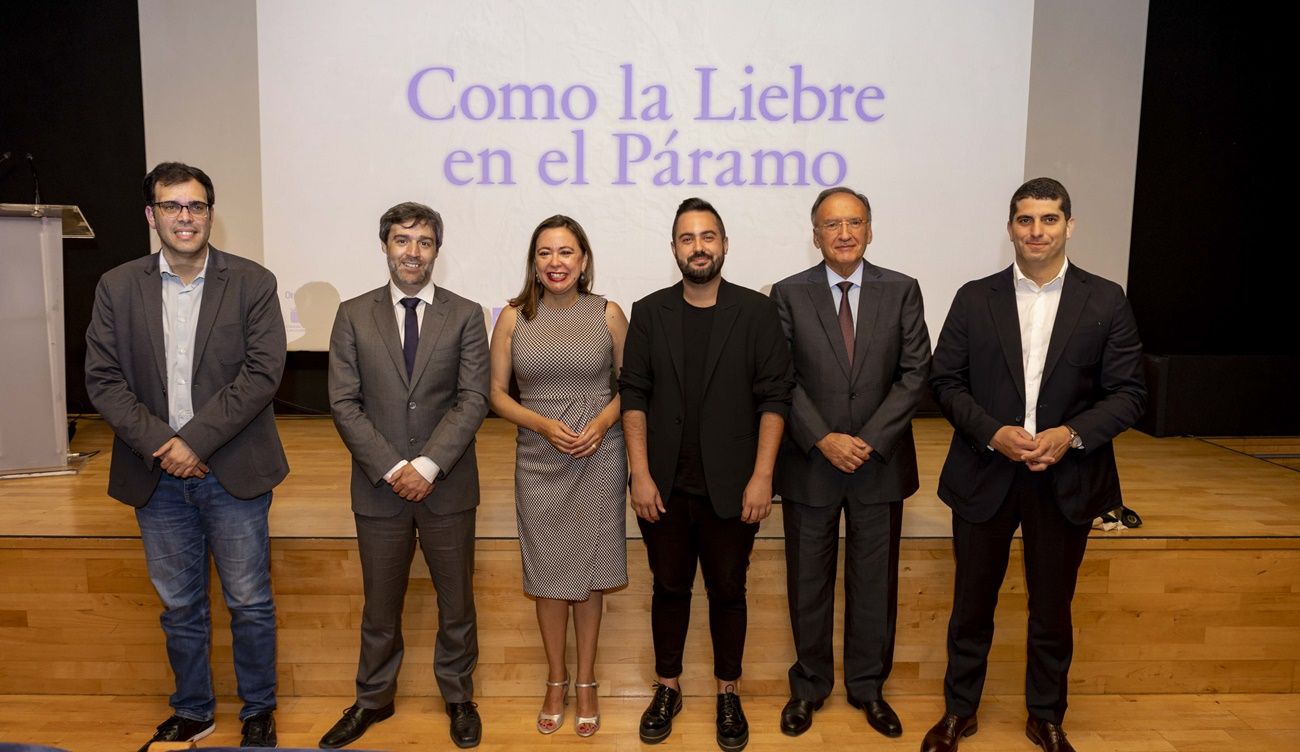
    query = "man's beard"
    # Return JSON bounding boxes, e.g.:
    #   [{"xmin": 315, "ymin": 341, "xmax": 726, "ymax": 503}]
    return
[{"xmin": 678, "ymin": 251, "xmax": 724, "ymax": 284}]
